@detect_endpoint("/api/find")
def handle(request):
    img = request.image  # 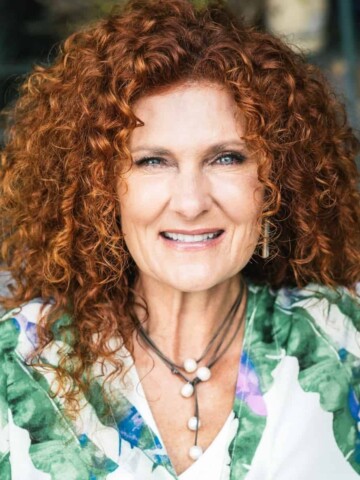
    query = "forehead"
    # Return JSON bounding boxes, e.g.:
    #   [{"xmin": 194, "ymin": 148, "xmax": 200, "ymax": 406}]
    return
[{"xmin": 129, "ymin": 82, "xmax": 245, "ymax": 152}]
